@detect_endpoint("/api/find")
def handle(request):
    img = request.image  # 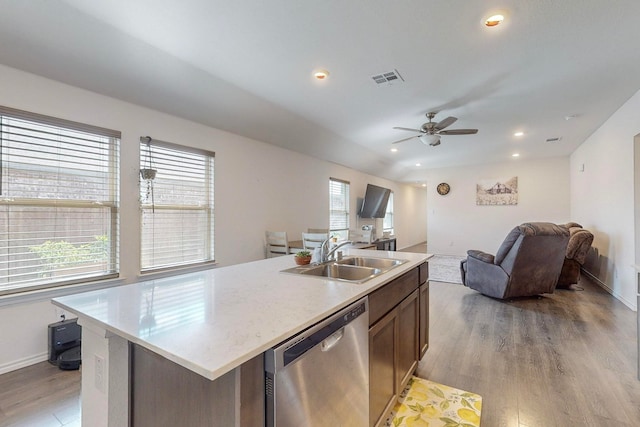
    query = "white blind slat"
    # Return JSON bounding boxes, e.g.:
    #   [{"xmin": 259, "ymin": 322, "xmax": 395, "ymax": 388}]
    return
[
  {"xmin": 140, "ymin": 140, "xmax": 214, "ymax": 271},
  {"xmin": 329, "ymin": 178, "xmax": 349, "ymax": 232},
  {"xmin": 383, "ymin": 192, "xmax": 394, "ymax": 231},
  {"xmin": 0, "ymin": 108, "xmax": 120, "ymax": 295}
]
